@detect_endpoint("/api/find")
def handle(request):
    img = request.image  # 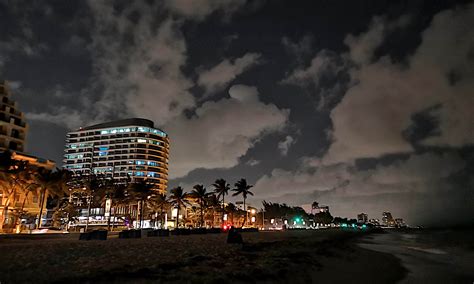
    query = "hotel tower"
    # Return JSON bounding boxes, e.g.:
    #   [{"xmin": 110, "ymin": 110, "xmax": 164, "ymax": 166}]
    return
[{"xmin": 63, "ymin": 118, "xmax": 169, "ymax": 192}]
